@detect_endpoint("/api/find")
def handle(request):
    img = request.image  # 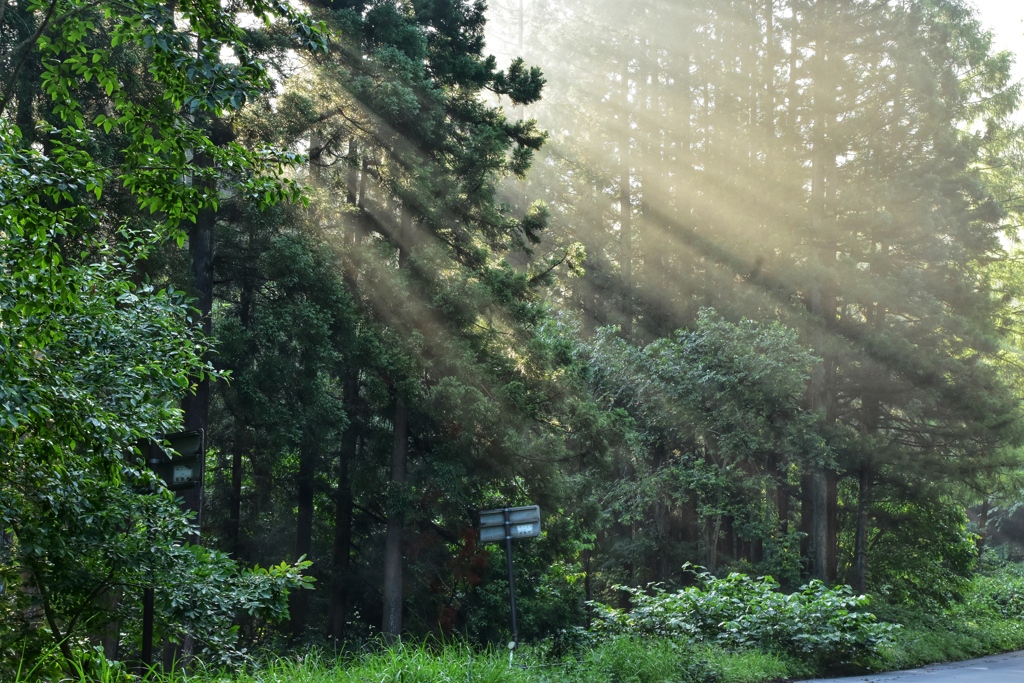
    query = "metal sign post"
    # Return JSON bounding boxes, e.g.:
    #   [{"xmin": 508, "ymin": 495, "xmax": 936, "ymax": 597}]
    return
[
  {"xmin": 503, "ymin": 508, "xmax": 519, "ymax": 648},
  {"xmin": 478, "ymin": 505, "xmax": 541, "ymax": 653}
]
